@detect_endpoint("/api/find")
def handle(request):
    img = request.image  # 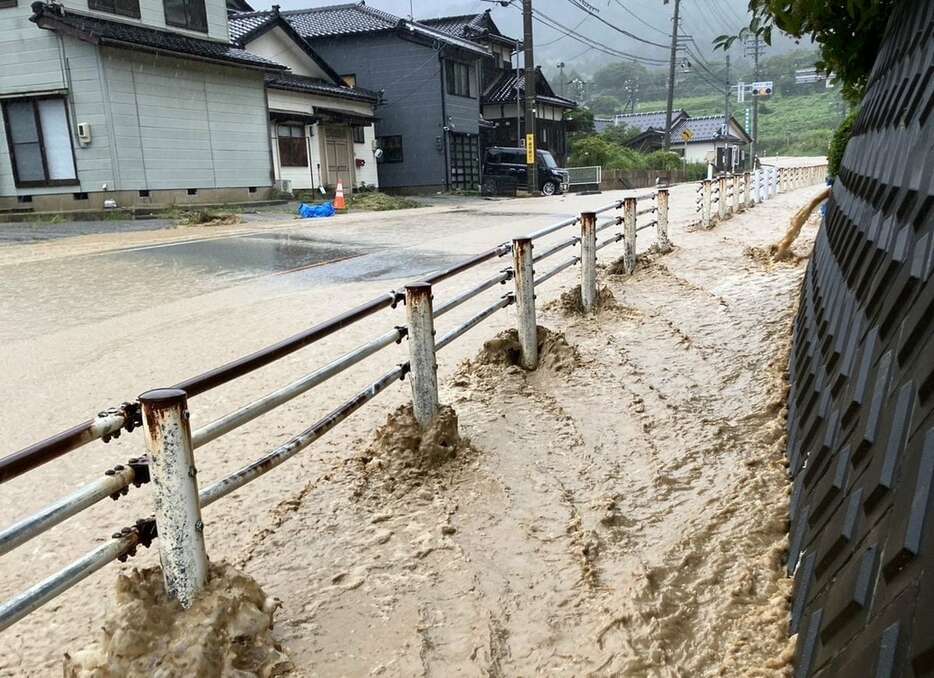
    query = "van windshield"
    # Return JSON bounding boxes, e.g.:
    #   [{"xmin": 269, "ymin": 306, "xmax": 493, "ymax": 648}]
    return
[{"xmin": 538, "ymin": 151, "xmax": 558, "ymax": 169}]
